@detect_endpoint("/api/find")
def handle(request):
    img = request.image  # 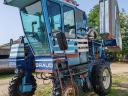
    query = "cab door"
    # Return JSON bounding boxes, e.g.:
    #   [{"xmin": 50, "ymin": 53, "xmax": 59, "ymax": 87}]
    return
[
  {"xmin": 47, "ymin": 0, "xmax": 63, "ymax": 54},
  {"xmin": 62, "ymin": 5, "xmax": 80, "ymax": 65},
  {"xmin": 75, "ymin": 9, "xmax": 89, "ymax": 64}
]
